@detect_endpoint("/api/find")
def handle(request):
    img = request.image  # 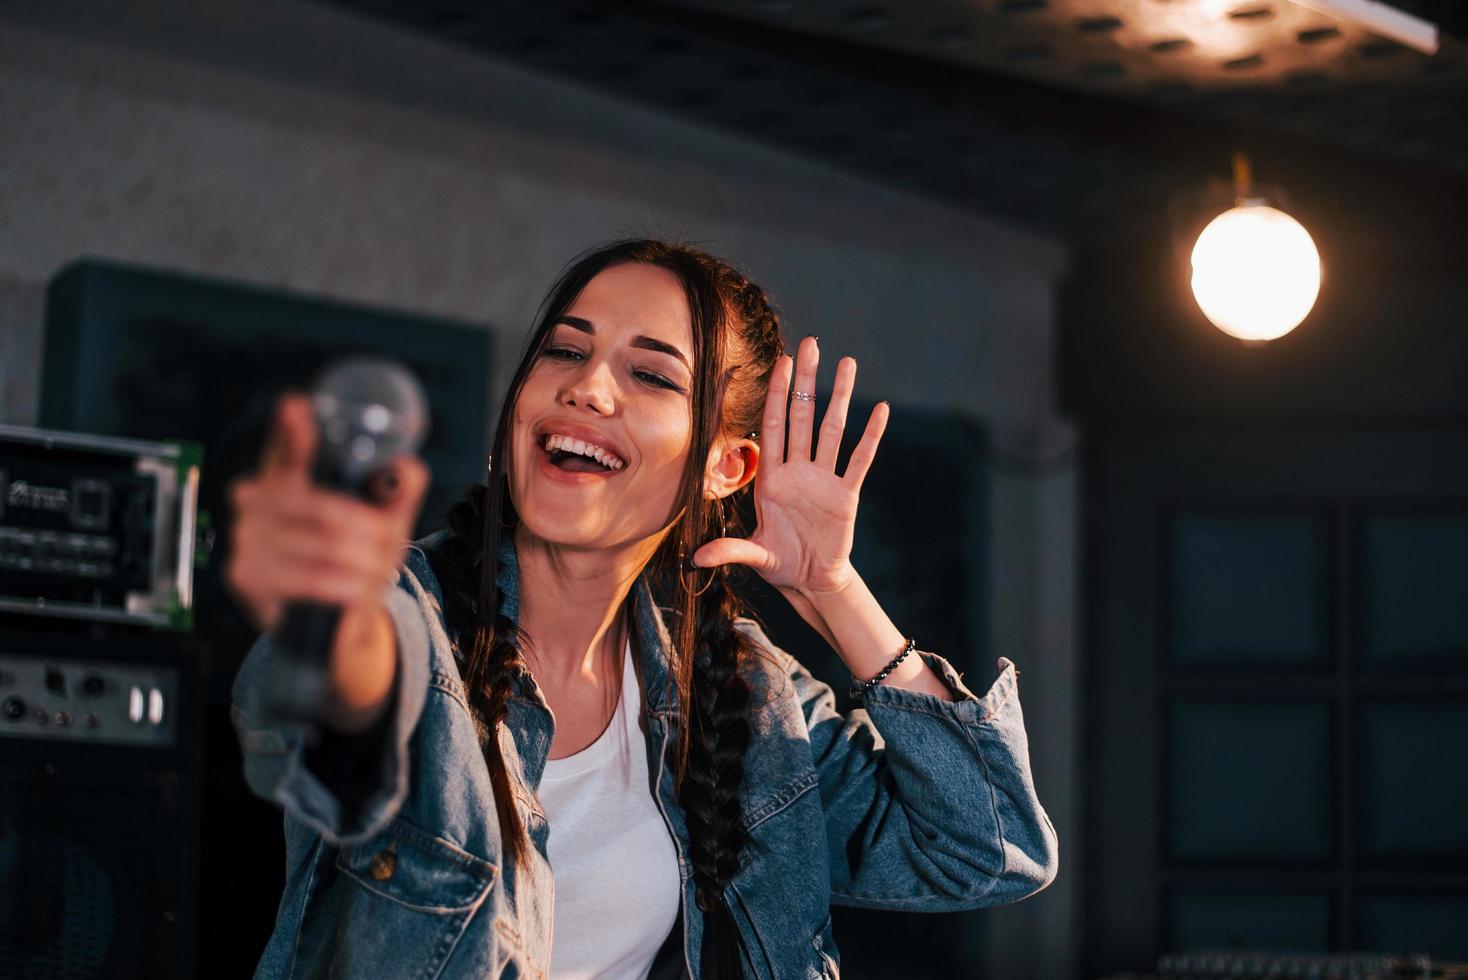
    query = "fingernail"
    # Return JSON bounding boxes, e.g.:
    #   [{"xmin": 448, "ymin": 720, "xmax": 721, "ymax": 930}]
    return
[{"xmin": 374, "ymin": 471, "xmax": 400, "ymax": 500}]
